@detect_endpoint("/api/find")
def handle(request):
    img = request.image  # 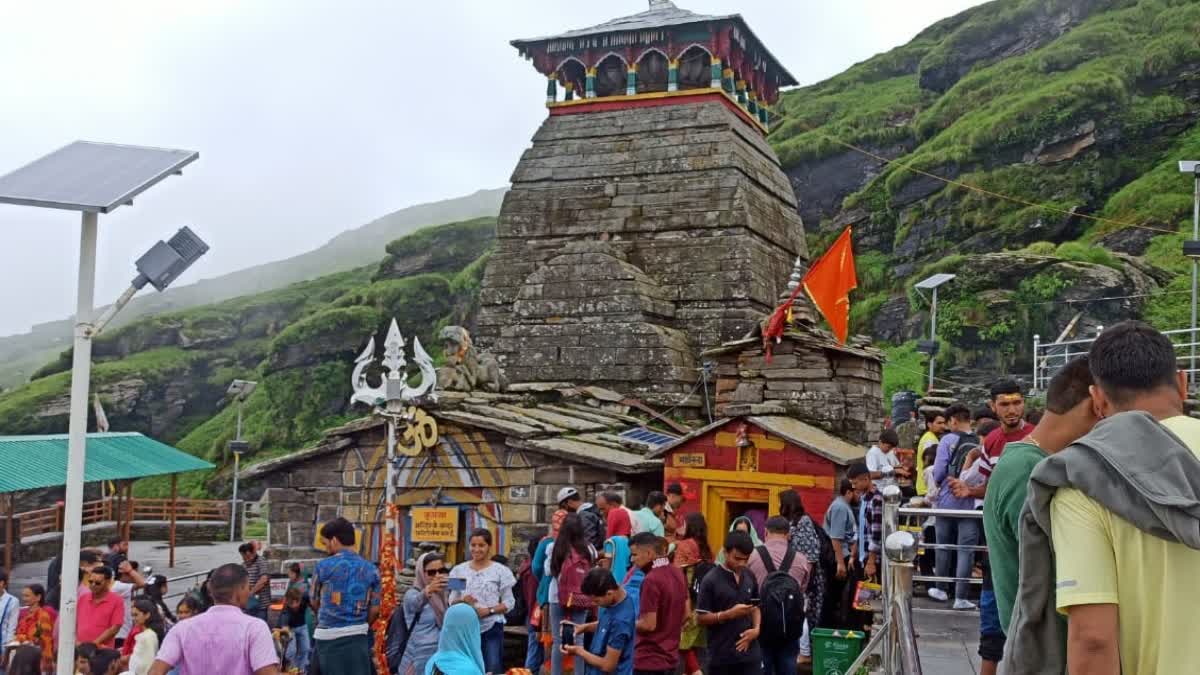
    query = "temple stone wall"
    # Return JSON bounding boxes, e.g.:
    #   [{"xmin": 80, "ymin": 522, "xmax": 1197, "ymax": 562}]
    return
[
  {"xmin": 477, "ymin": 101, "xmax": 806, "ymax": 404},
  {"xmin": 713, "ymin": 334, "xmax": 884, "ymax": 446}
]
